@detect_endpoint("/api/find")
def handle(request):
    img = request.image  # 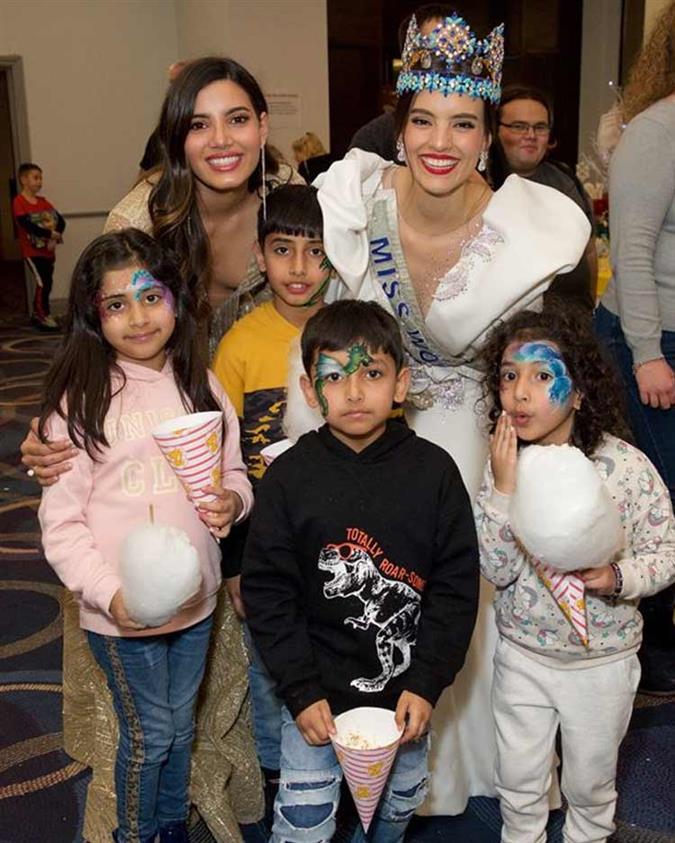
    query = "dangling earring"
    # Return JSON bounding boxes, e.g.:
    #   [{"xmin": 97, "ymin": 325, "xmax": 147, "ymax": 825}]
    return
[
  {"xmin": 477, "ymin": 149, "xmax": 488, "ymax": 172},
  {"xmin": 396, "ymin": 137, "xmax": 406, "ymax": 164},
  {"xmin": 260, "ymin": 142, "xmax": 267, "ymax": 221}
]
